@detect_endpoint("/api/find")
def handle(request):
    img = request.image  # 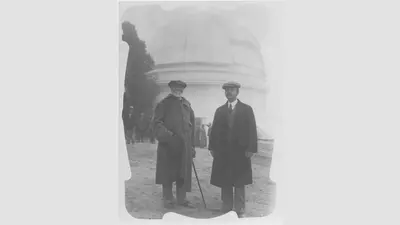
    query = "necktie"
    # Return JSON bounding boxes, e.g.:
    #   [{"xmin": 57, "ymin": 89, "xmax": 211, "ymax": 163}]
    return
[{"xmin": 228, "ymin": 104, "xmax": 233, "ymax": 113}]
